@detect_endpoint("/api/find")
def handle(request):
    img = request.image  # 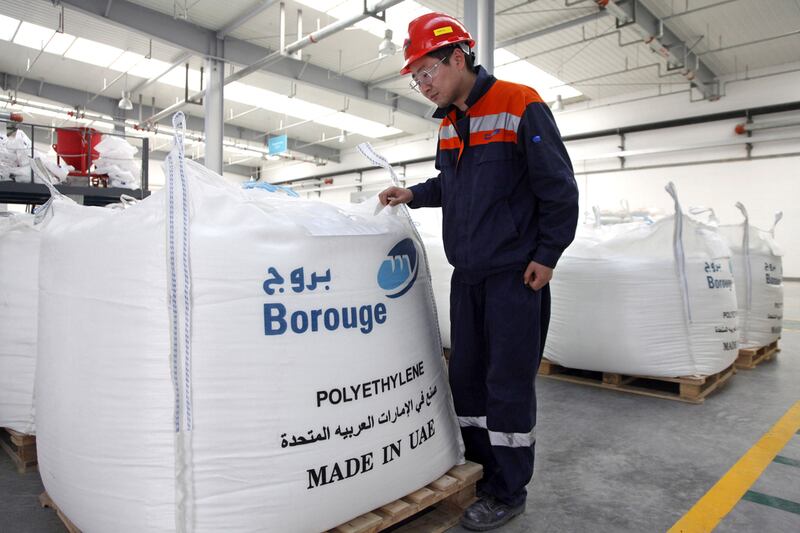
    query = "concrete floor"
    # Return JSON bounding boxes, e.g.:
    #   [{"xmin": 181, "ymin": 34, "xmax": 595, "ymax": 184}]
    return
[{"xmin": 2, "ymin": 283, "xmax": 798, "ymax": 533}]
